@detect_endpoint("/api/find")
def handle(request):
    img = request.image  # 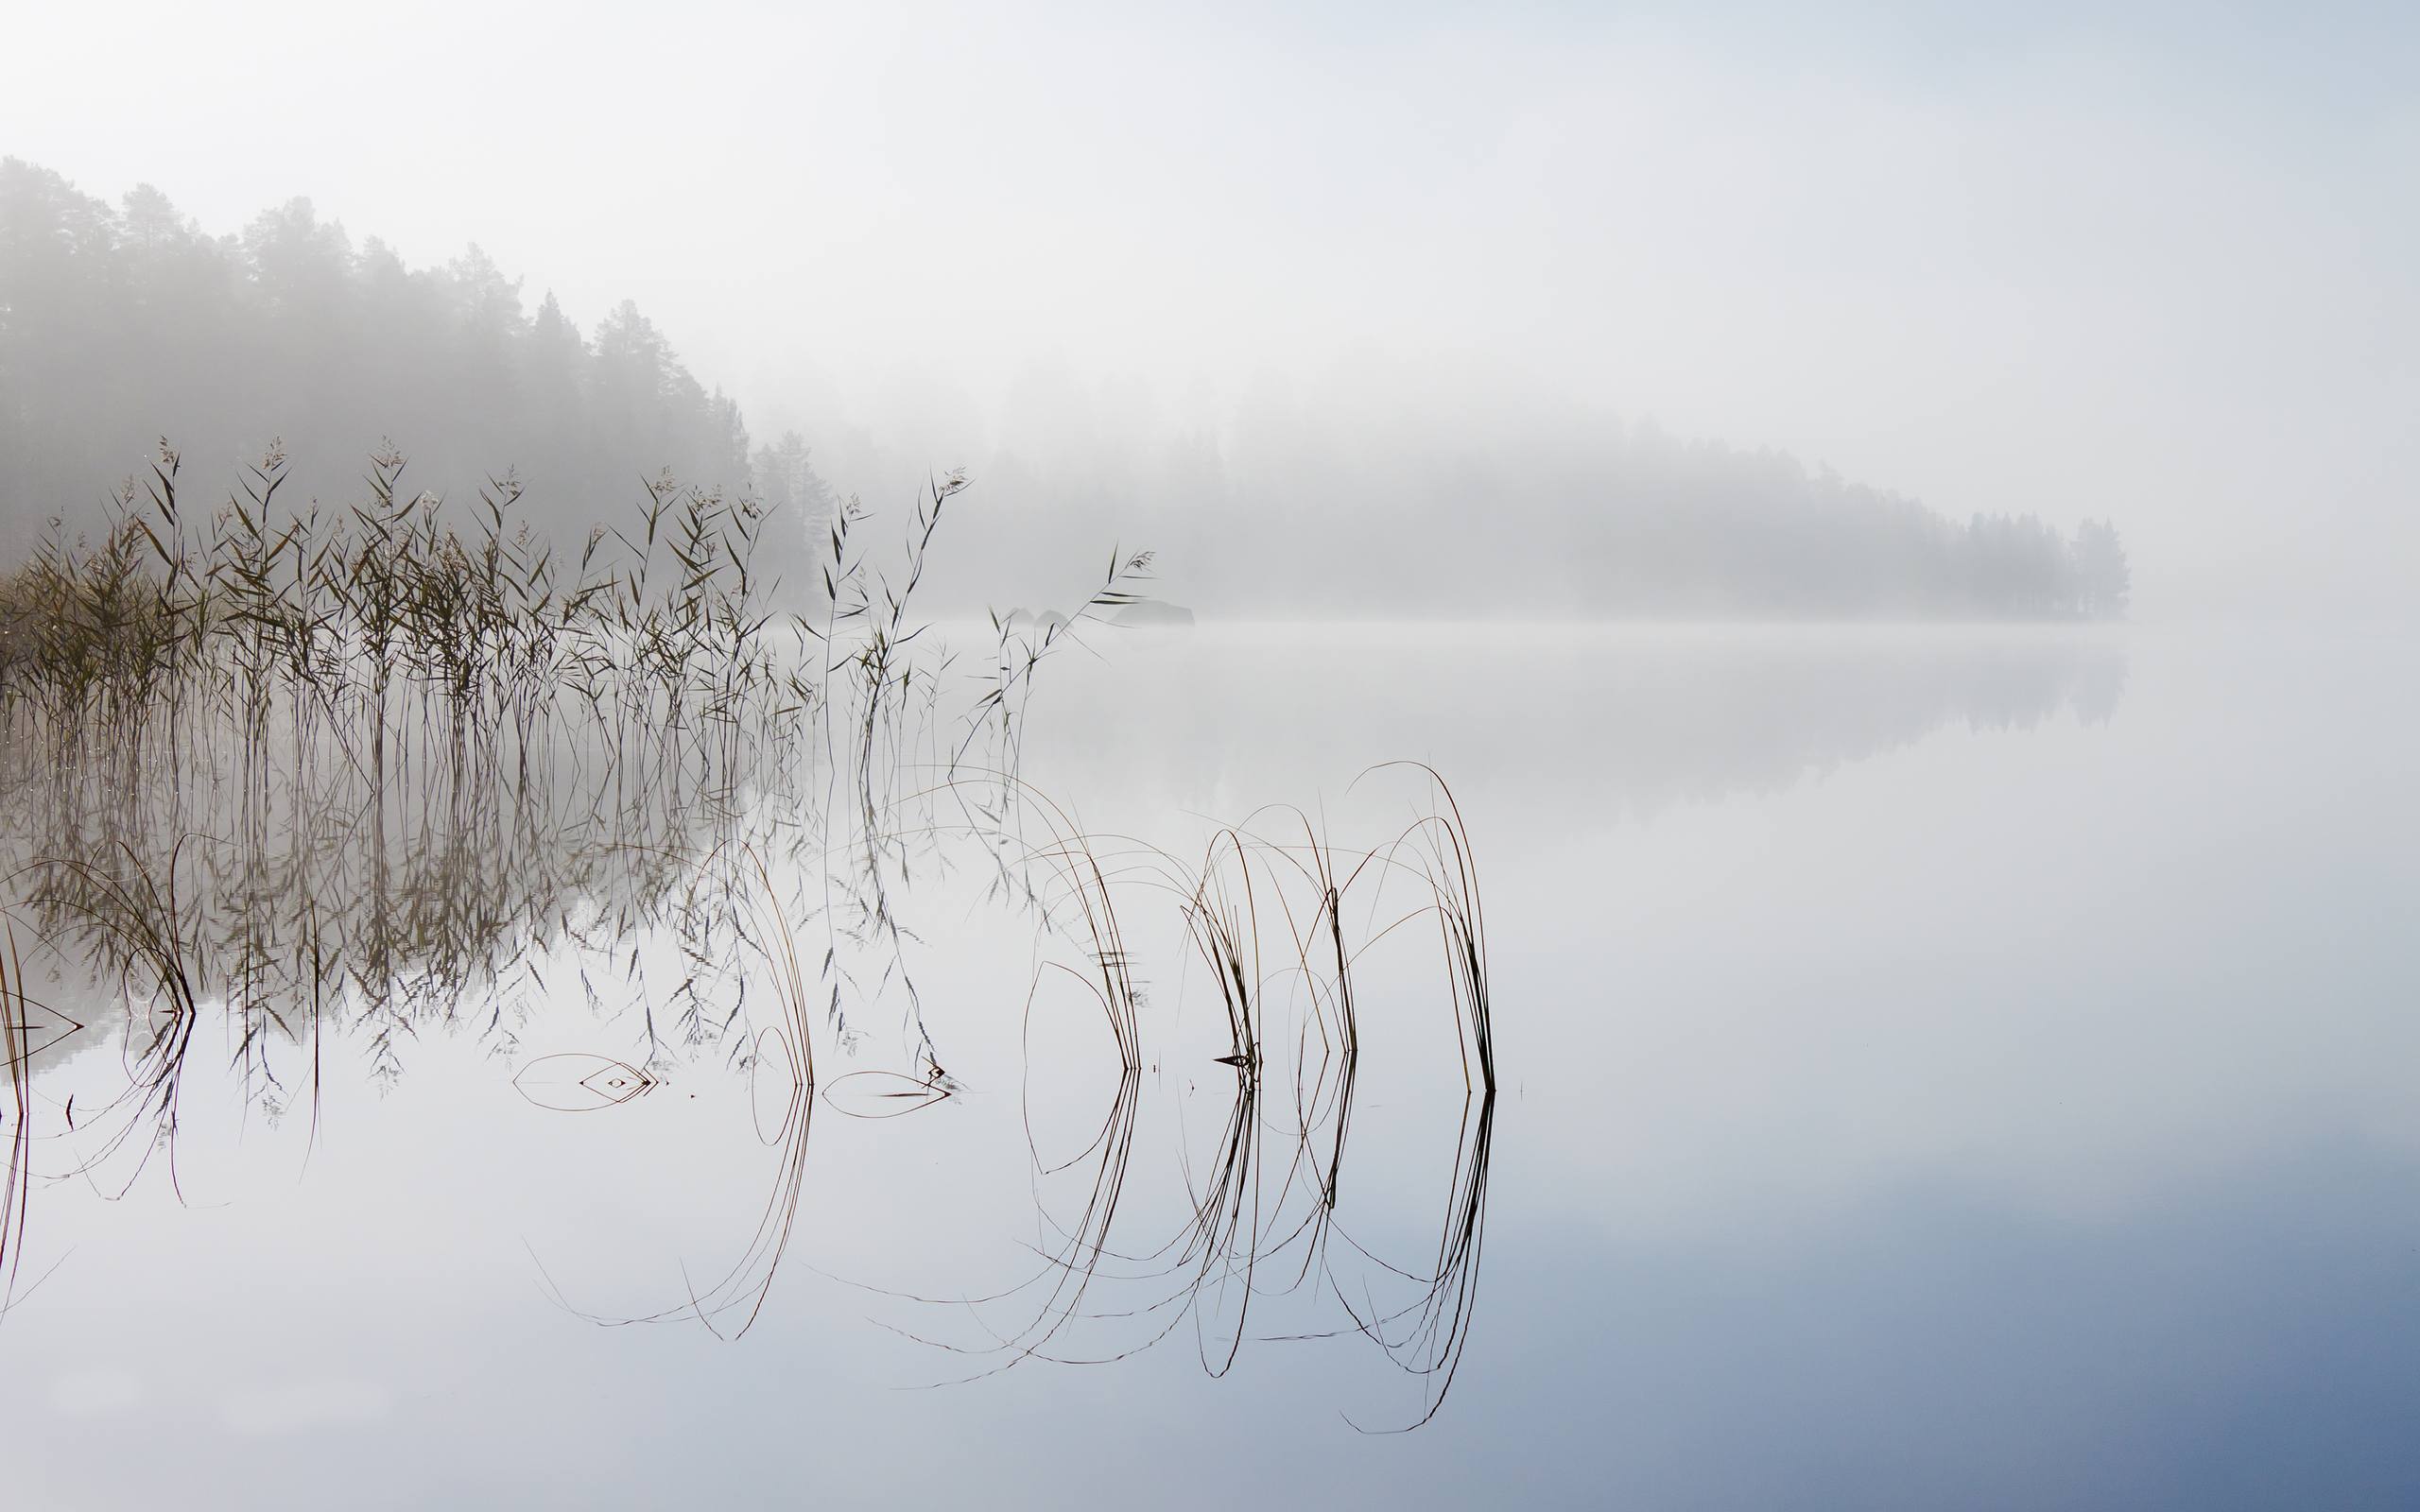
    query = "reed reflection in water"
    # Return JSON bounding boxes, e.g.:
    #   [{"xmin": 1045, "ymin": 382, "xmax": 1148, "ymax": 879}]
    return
[{"xmin": 0, "ymin": 486, "xmax": 1499, "ymax": 1428}]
